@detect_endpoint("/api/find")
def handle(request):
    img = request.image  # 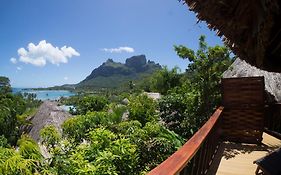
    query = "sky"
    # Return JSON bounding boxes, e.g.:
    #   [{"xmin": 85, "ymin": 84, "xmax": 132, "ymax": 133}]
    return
[{"xmin": 0, "ymin": 0, "xmax": 223, "ymax": 88}]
